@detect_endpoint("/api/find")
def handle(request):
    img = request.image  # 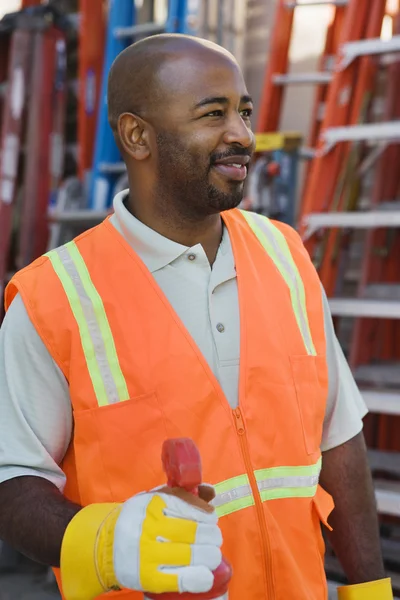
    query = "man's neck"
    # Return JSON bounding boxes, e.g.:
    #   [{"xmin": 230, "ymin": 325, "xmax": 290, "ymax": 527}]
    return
[{"xmin": 126, "ymin": 194, "xmax": 223, "ymax": 265}]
